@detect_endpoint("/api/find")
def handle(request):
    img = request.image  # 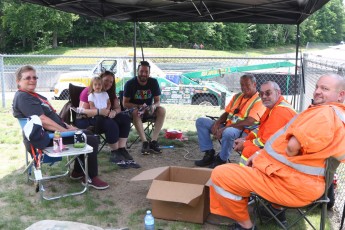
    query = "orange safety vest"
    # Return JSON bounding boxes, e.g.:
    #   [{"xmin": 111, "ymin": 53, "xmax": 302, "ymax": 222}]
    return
[{"xmin": 224, "ymin": 92, "xmax": 265, "ymax": 130}]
